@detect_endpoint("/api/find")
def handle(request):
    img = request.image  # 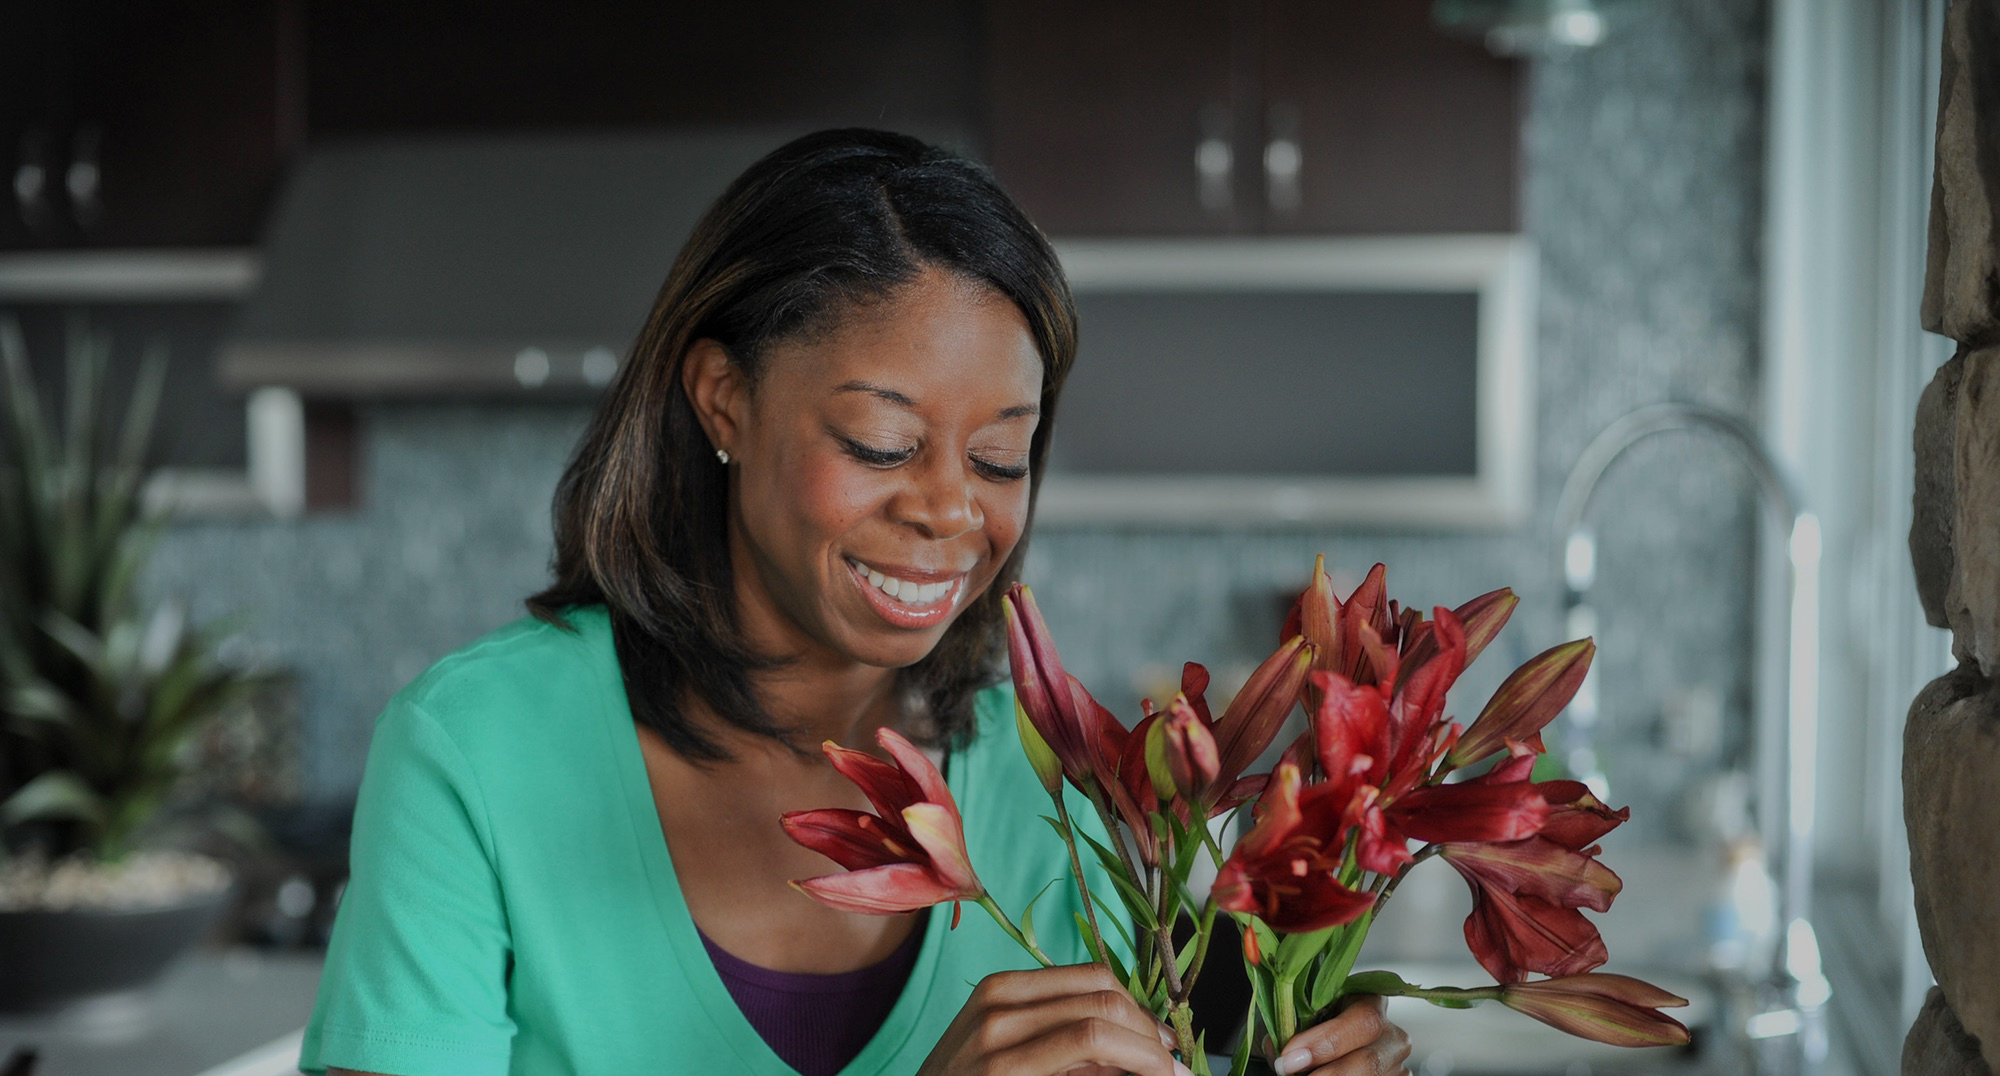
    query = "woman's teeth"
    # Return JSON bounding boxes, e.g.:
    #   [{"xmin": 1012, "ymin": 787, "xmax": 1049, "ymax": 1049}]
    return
[{"xmin": 856, "ymin": 562, "xmax": 953, "ymax": 605}]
